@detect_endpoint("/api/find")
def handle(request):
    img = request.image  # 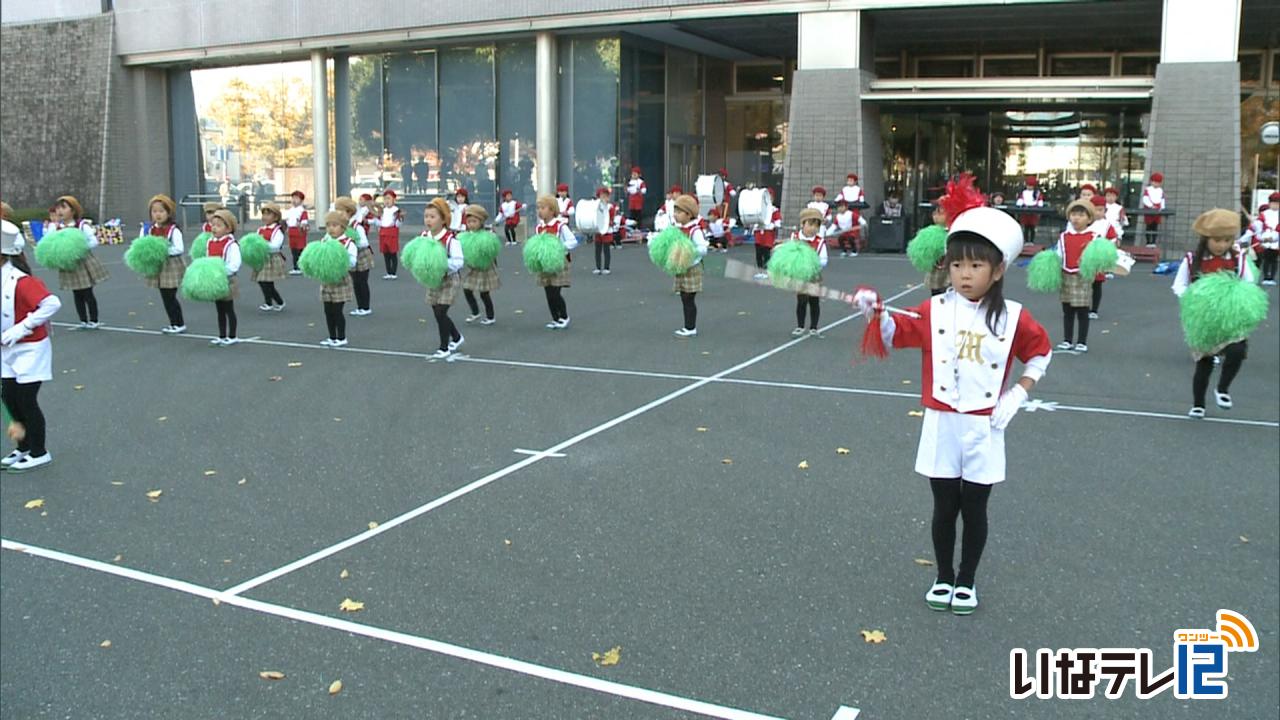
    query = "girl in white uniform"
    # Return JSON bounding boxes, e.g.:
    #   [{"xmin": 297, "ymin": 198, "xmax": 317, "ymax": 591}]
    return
[
  {"xmin": 2, "ymin": 220, "xmax": 62, "ymax": 472},
  {"xmin": 855, "ymin": 176, "xmax": 1052, "ymax": 616}
]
